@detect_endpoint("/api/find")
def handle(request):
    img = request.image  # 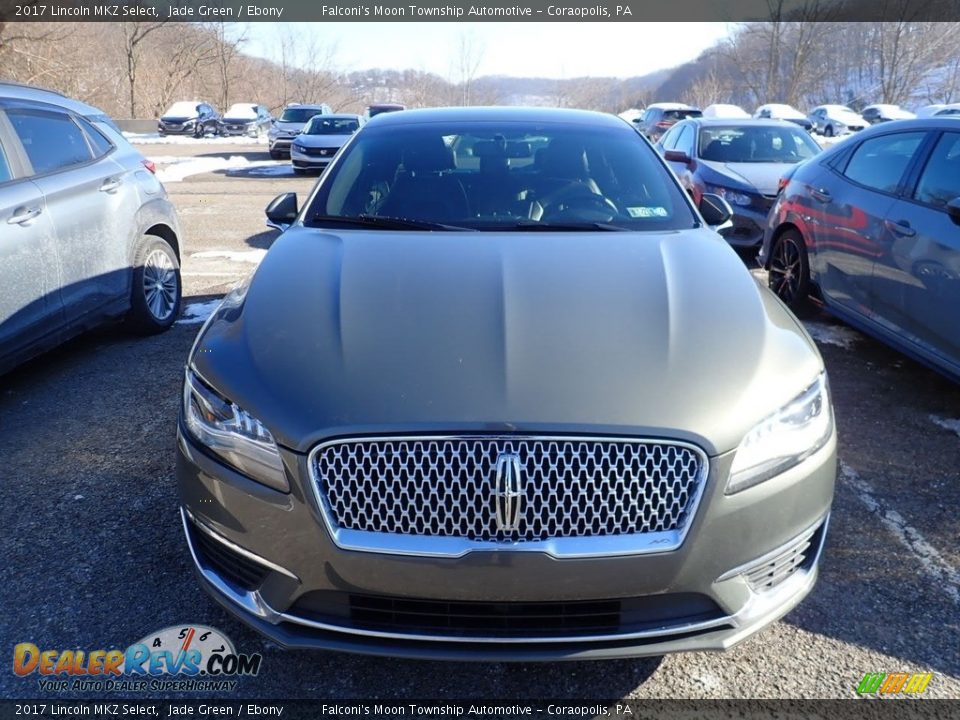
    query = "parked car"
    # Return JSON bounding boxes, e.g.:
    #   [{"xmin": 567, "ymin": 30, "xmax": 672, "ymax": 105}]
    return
[
  {"xmin": 657, "ymin": 118, "xmax": 822, "ymax": 248},
  {"xmin": 934, "ymin": 103, "xmax": 960, "ymax": 117},
  {"xmin": 808, "ymin": 105, "xmax": 867, "ymax": 136},
  {"xmin": 178, "ymin": 106, "xmax": 836, "ymax": 661},
  {"xmin": 268, "ymin": 103, "xmax": 333, "ymax": 158},
  {"xmin": 636, "ymin": 103, "xmax": 702, "ymax": 142},
  {"xmin": 290, "ymin": 114, "xmax": 363, "ymax": 174},
  {"xmin": 761, "ymin": 118, "xmax": 960, "ymax": 382},
  {"xmin": 366, "ymin": 103, "xmax": 405, "ymax": 118},
  {"xmin": 158, "ymin": 101, "xmax": 220, "ymax": 138},
  {"xmin": 1, "ymin": 83, "xmax": 183, "ymax": 375},
  {"xmin": 219, "ymin": 103, "xmax": 273, "ymax": 138},
  {"xmin": 753, "ymin": 104, "xmax": 813, "ymax": 131},
  {"xmin": 703, "ymin": 104, "xmax": 750, "ymax": 119},
  {"xmin": 861, "ymin": 104, "xmax": 916, "ymax": 124},
  {"xmin": 916, "ymin": 104, "xmax": 946, "ymax": 118}
]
